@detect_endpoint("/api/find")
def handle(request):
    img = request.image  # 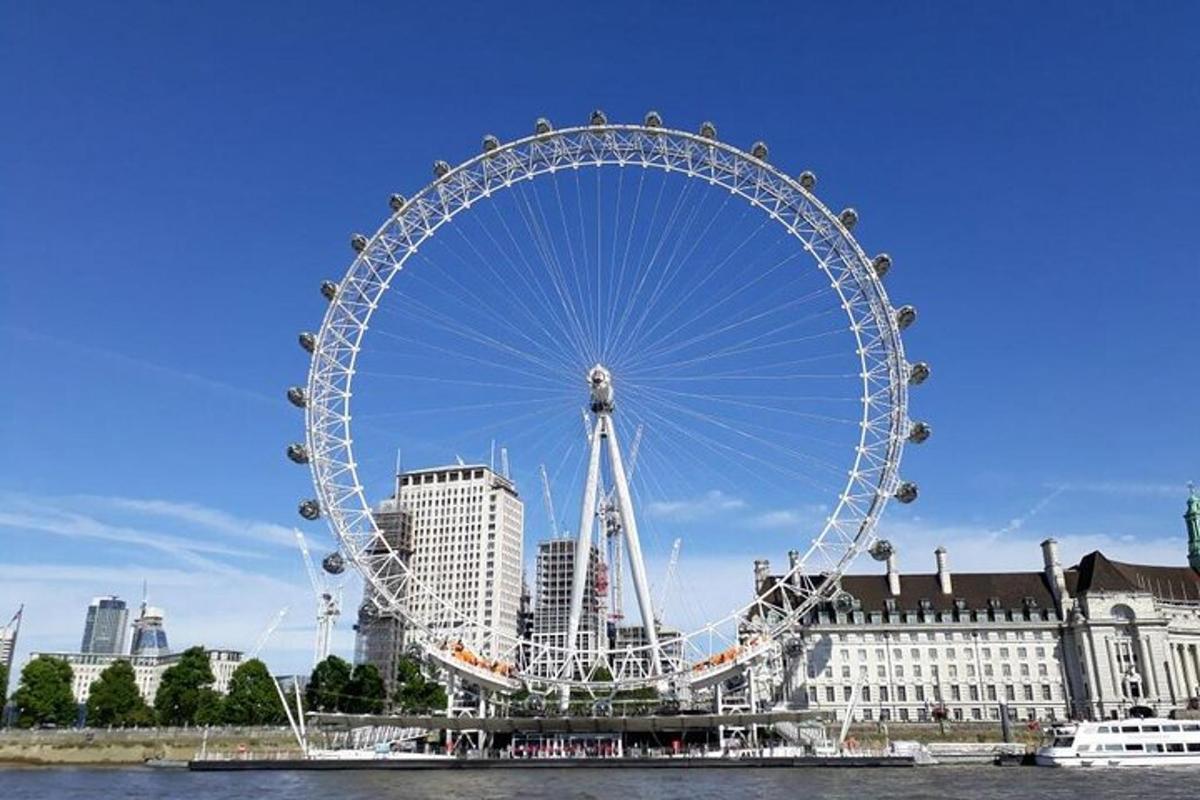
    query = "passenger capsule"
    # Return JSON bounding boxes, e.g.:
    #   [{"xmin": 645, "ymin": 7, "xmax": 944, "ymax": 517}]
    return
[
  {"xmin": 286, "ymin": 443, "xmax": 309, "ymax": 464},
  {"xmin": 839, "ymin": 208, "xmax": 859, "ymax": 230},
  {"xmin": 534, "ymin": 117, "xmax": 553, "ymax": 135},
  {"xmin": 798, "ymin": 171, "xmax": 817, "ymax": 190},
  {"xmin": 833, "ymin": 591, "xmax": 855, "ymax": 612},
  {"xmin": 872, "ymin": 253, "xmax": 892, "ymax": 278},
  {"xmin": 433, "ymin": 160, "xmax": 451, "ymax": 178},
  {"xmin": 388, "ymin": 193, "xmax": 407, "ymax": 212},
  {"xmin": 482, "ymin": 134, "xmax": 500, "ymax": 153},
  {"xmin": 907, "ymin": 421, "xmax": 932, "ymax": 444},
  {"xmin": 286, "ymin": 386, "xmax": 307, "ymax": 408},
  {"xmin": 320, "ymin": 281, "xmax": 338, "ymax": 302},
  {"xmin": 699, "ymin": 121, "xmax": 717, "ymax": 139},
  {"xmin": 644, "ymin": 110, "xmax": 663, "ymax": 128},
  {"xmin": 750, "ymin": 141, "xmax": 769, "ymax": 160},
  {"xmin": 298, "ymin": 332, "xmax": 316, "ymax": 353},
  {"xmin": 298, "ymin": 499, "xmax": 321, "ymax": 521},
  {"xmin": 894, "ymin": 481, "xmax": 919, "ymax": 504},
  {"xmin": 868, "ymin": 539, "xmax": 895, "ymax": 561},
  {"xmin": 908, "ymin": 361, "xmax": 931, "ymax": 385},
  {"xmin": 322, "ymin": 552, "xmax": 346, "ymax": 575},
  {"xmin": 350, "ymin": 233, "xmax": 368, "ymax": 252},
  {"xmin": 526, "ymin": 694, "xmax": 546, "ymax": 715},
  {"xmin": 895, "ymin": 304, "xmax": 917, "ymax": 330},
  {"xmin": 593, "ymin": 699, "xmax": 613, "ymax": 717},
  {"xmin": 589, "ymin": 109, "xmax": 608, "ymax": 126}
]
